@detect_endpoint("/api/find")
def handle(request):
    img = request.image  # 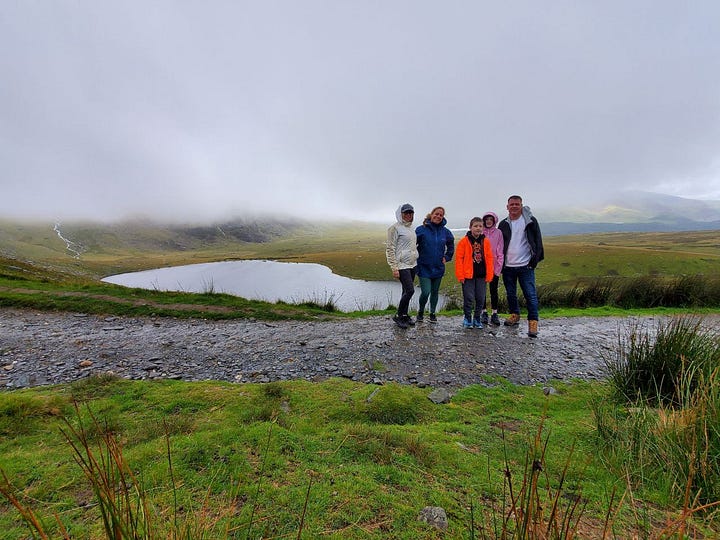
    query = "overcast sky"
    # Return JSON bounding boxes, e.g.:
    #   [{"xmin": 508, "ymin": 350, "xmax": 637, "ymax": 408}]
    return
[{"xmin": 2, "ymin": 1, "xmax": 719, "ymax": 225}]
